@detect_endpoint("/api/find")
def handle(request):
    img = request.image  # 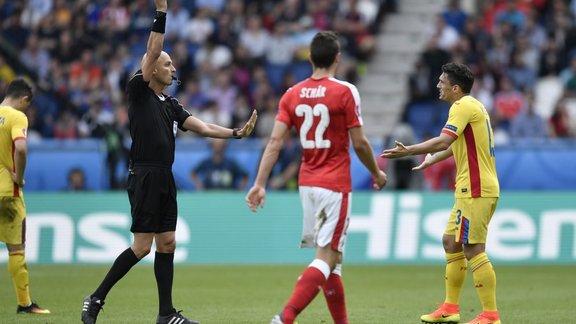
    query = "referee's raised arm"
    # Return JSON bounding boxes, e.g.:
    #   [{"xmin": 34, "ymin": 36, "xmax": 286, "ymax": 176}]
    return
[{"xmin": 142, "ymin": 0, "xmax": 168, "ymax": 82}]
